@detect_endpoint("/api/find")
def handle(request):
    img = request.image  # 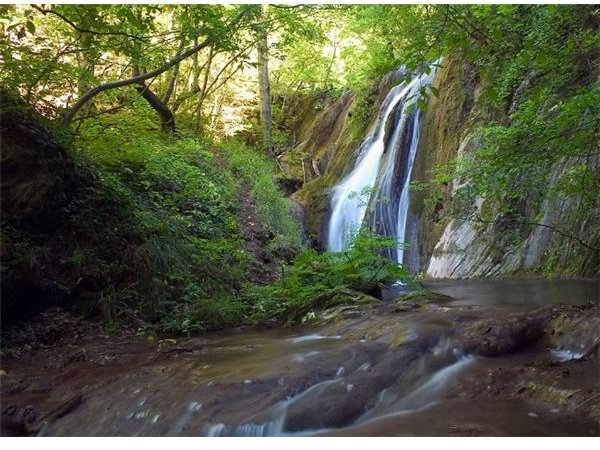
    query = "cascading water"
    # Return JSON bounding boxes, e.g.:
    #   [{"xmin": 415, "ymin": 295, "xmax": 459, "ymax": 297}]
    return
[
  {"xmin": 327, "ymin": 66, "xmax": 437, "ymax": 266},
  {"xmin": 205, "ymin": 335, "xmax": 474, "ymax": 437}
]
